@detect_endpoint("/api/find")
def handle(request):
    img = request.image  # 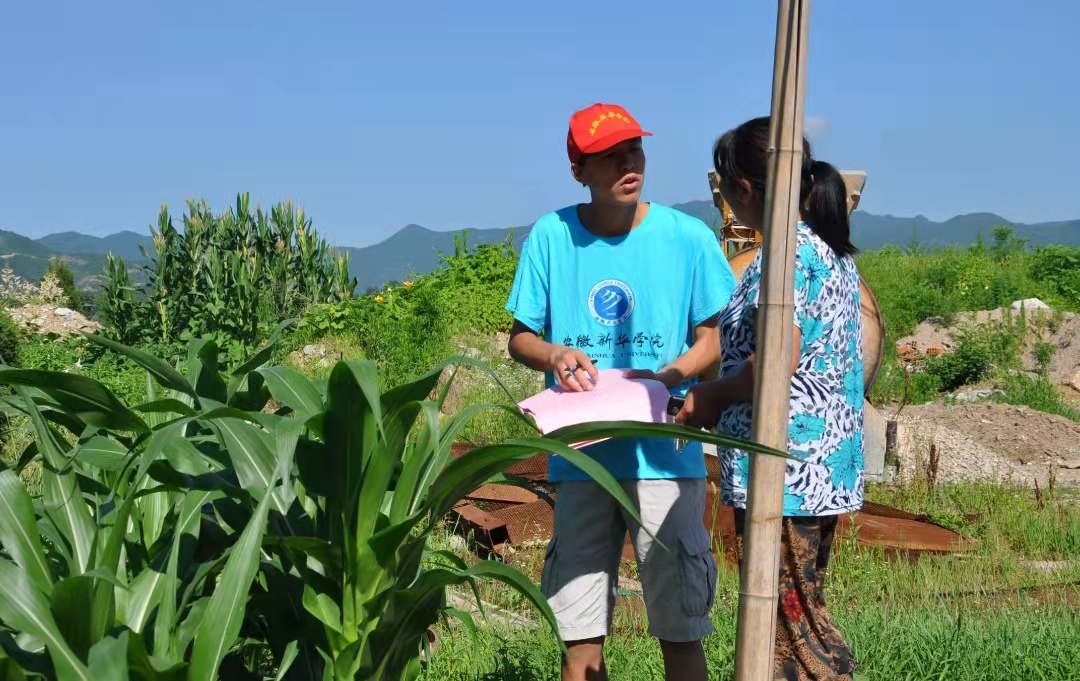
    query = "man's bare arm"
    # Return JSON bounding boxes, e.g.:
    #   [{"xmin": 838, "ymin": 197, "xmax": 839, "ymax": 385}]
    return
[{"xmin": 507, "ymin": 320, "xmax": 599, "ymax": 392}]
